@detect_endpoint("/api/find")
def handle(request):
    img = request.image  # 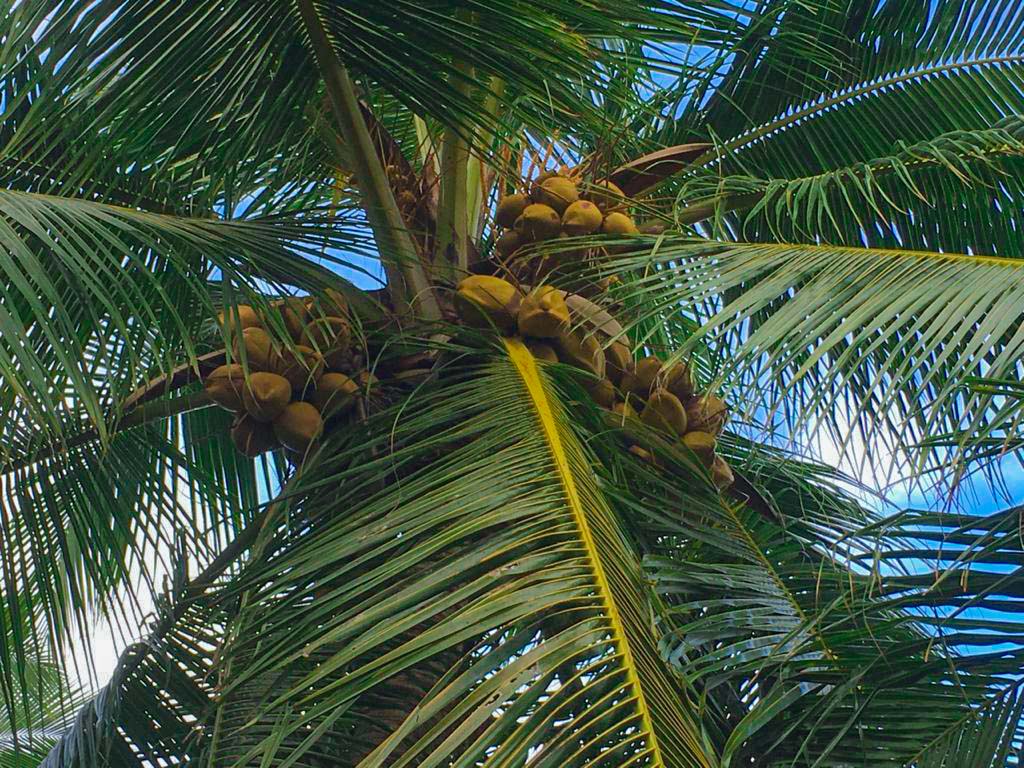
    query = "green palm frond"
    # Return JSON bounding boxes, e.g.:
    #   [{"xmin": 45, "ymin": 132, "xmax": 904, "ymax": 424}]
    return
[
  {"xmin": 677, "ymin": 116, "xmax": 1024, "ymax": 256},
  {"xmin": 675, "ymin": 0, "xmax": 1024, "ymax": 144},
  {"xmin": 611, "ymin": 432, "xmax": 1024, "ymax": 766},
  {"xmin": 0, "ymin": 189, "xmax": 373, "ymax": 444},
  {"xmin": 599, "ymin": 238, "xmax": 1024, "ymax": 479},
  {"xmin": 205, "ymin": 344, "xmax": 715, "ymax": 767}
]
